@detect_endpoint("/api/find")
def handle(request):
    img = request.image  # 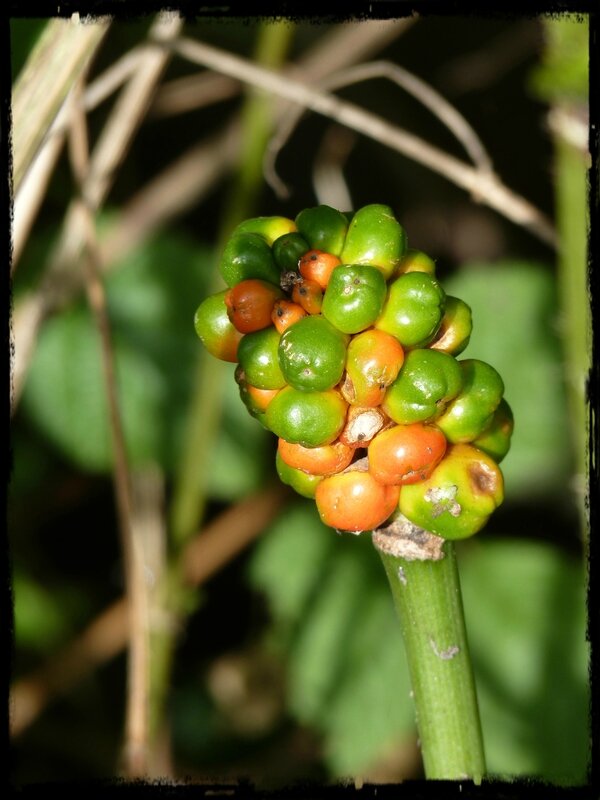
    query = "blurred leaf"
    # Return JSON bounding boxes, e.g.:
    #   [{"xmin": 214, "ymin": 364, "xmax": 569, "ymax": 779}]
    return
[
  {"xmin": 249, "ymin": 503, "xmax": 413, "ymax": 777},
  {"xmin": 459, "ymin": 538, "xmax": 589, "ymax": 784},
  {"xmin": 444, "ymin": 261, "xmax": 571, "ymax": 499},
  {"xmin": 10, "ymin": 19, "xmax": 48, "ymax": 82},
  {"xmin": 248, "ymin": 503, "xmax": 337, "ymax": 627},
  {"xmin": 21, "ymin": 231, "xmax": 271, "ymax": 496},
  {"xmin": 529, "ymin": 15, "xmax": 589, "ymax": 104},
  {"xmin": 13, "ymin": 570, "xmax": 73, "ymax": 652}
]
